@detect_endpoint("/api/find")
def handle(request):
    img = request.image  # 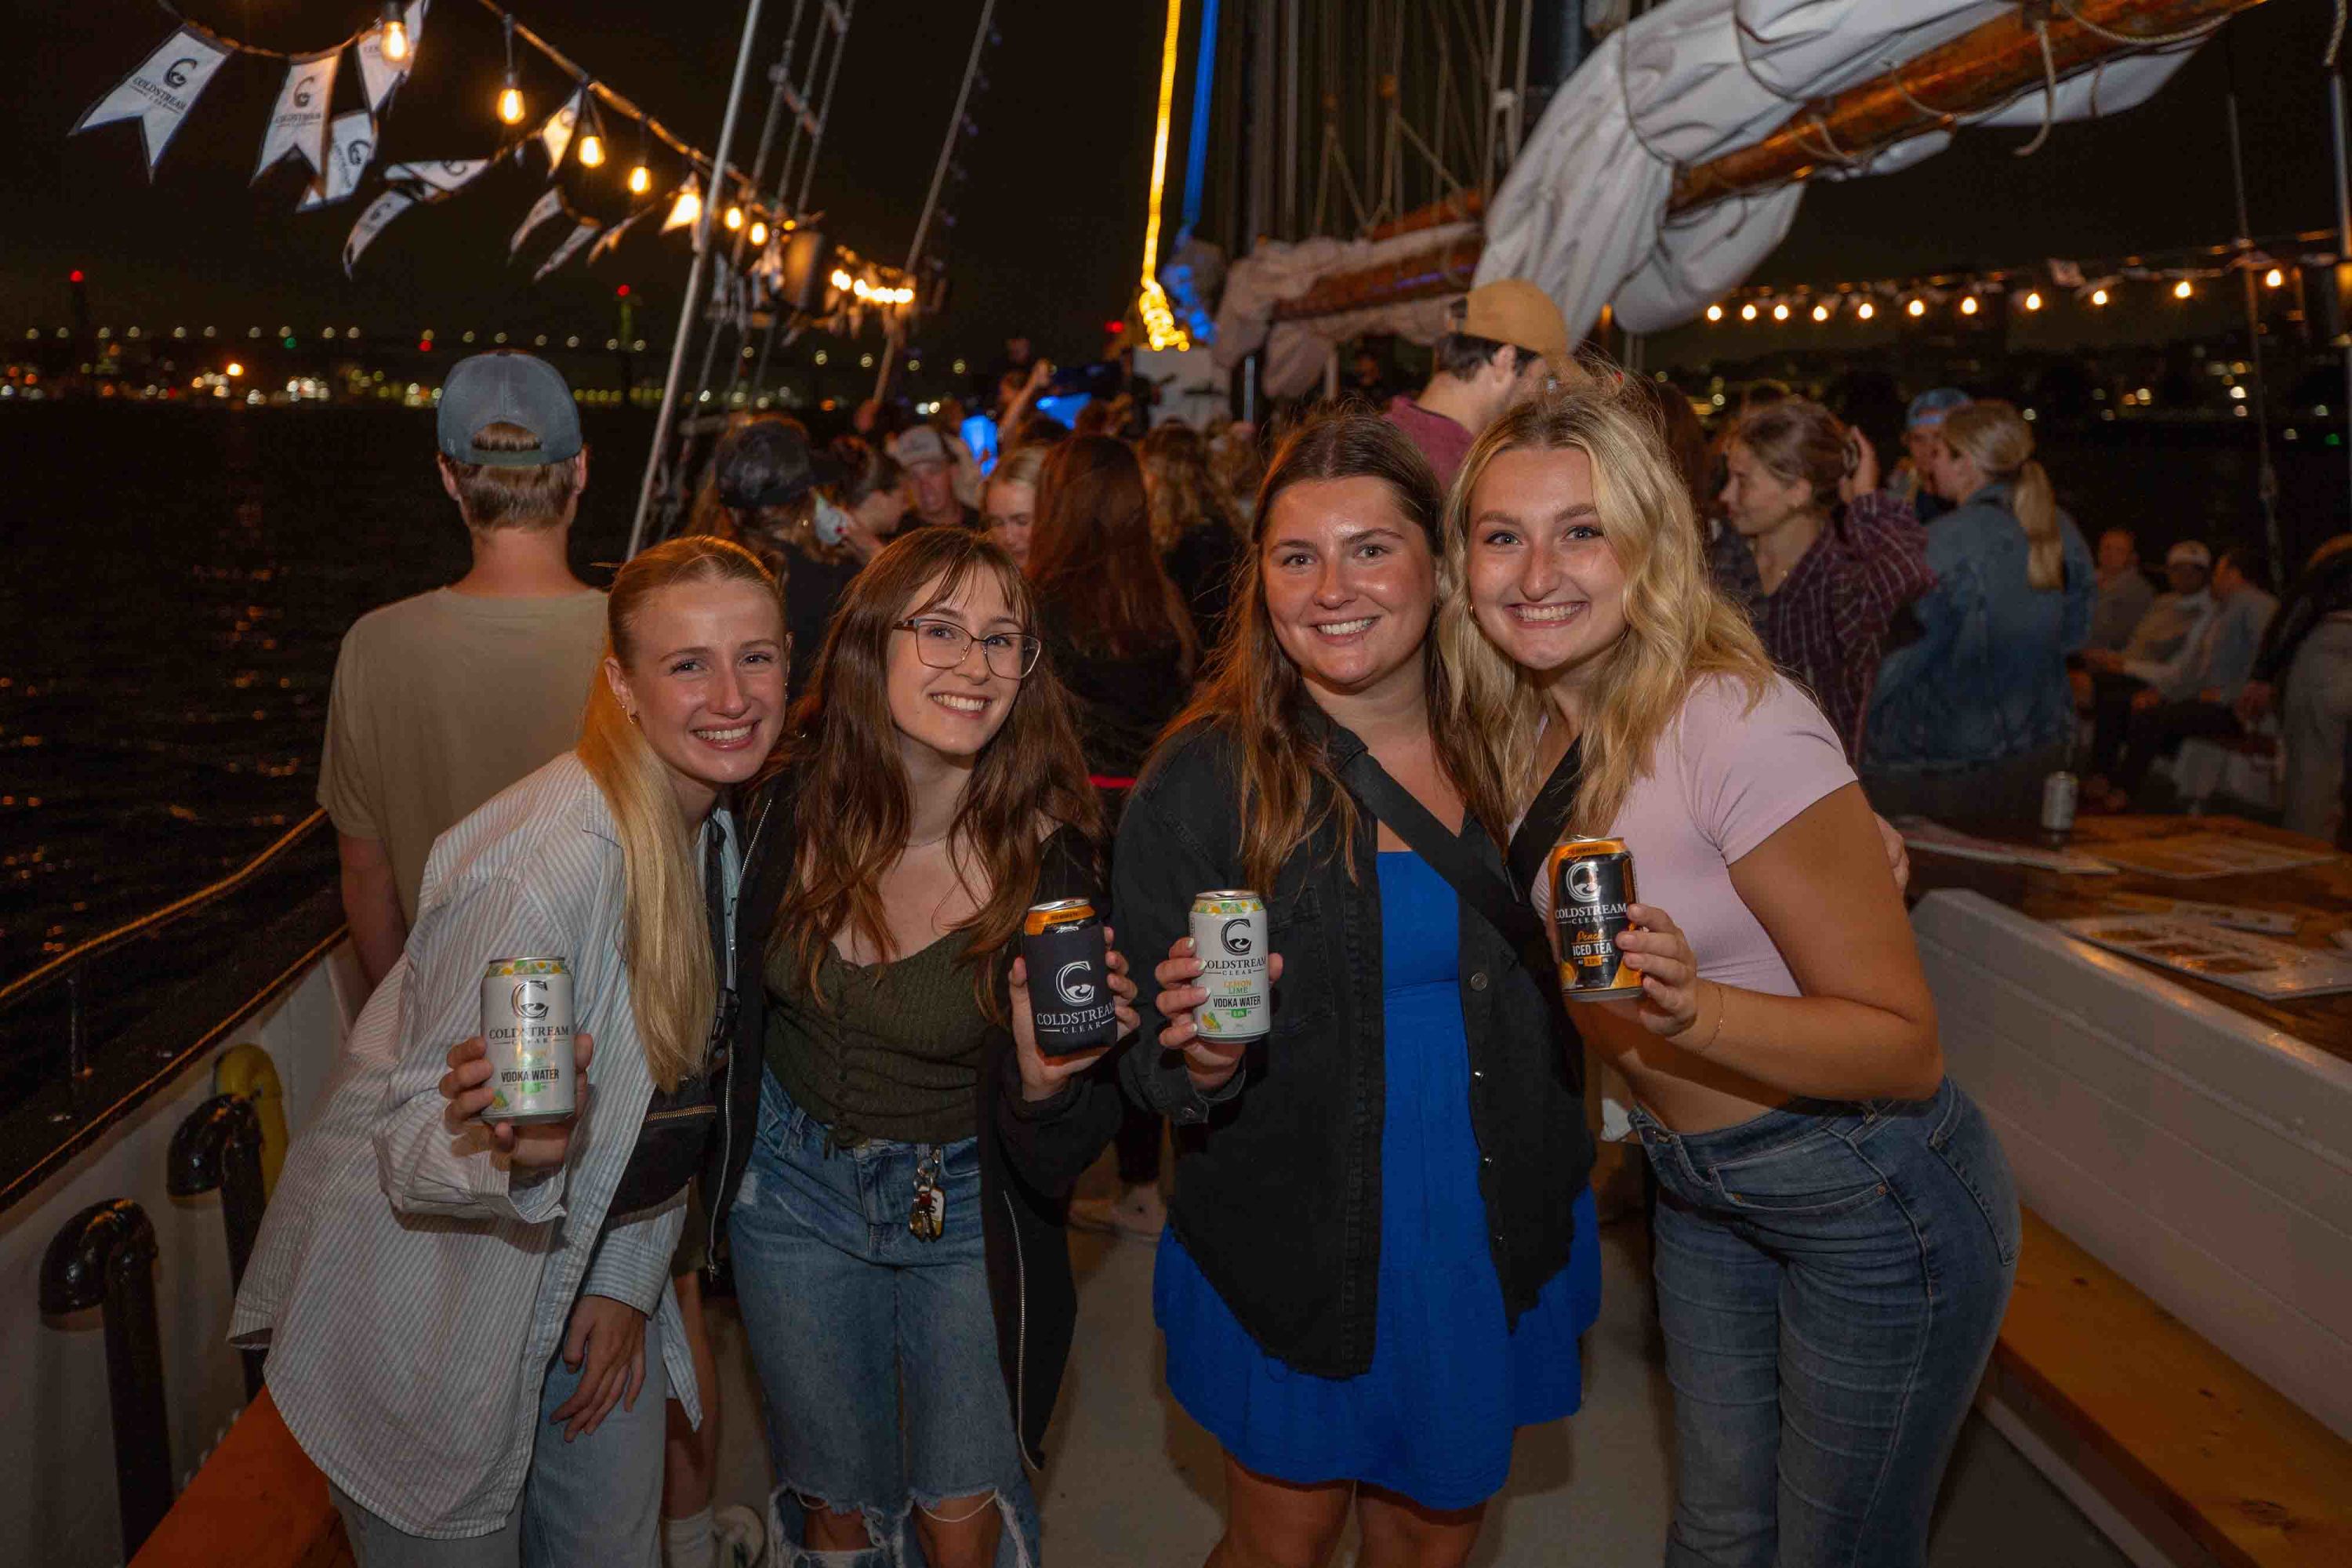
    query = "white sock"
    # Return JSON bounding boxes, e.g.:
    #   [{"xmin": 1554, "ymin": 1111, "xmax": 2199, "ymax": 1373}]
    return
[{"xmin": 663, "ymin": 1506, "xmax": 715, "ymax": 1568}]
